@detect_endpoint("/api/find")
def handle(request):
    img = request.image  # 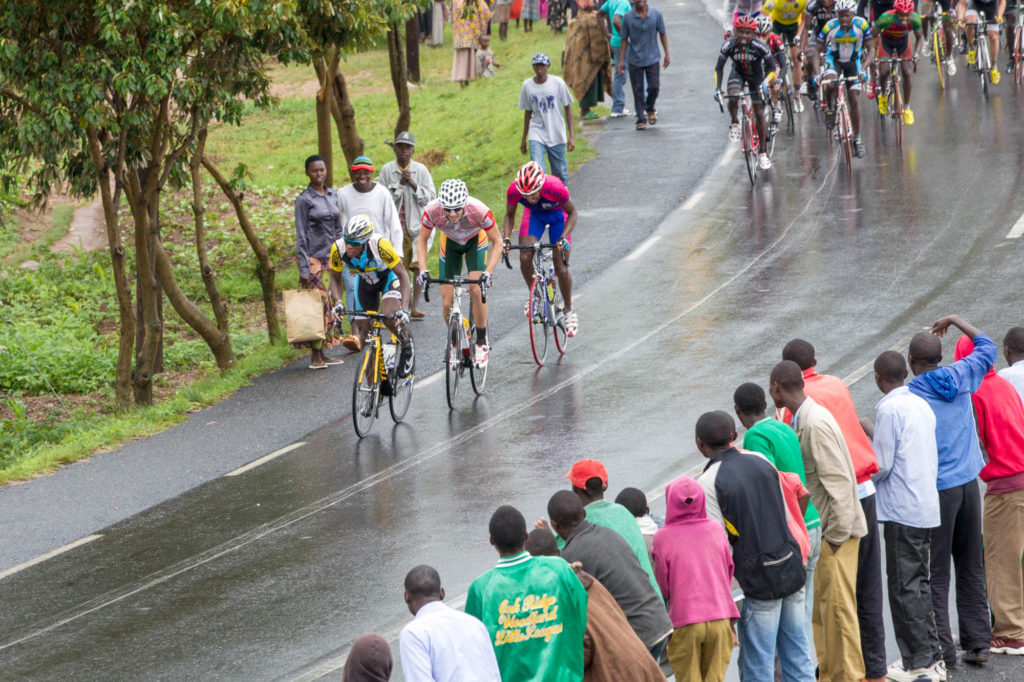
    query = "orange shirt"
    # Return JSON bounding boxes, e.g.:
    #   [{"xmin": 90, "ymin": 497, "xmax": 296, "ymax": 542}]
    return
[{"xmin": 779, "ymin": 368, "xmax": 879, "ymax": 484}]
